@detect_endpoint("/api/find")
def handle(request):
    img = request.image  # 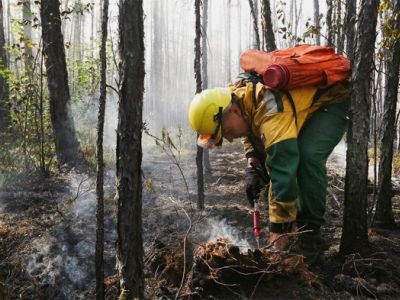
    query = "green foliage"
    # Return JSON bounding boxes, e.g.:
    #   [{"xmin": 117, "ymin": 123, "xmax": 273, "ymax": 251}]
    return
[
  {"xmin": 68, "ymin": 55, "xmax": 100, "ymax": 100},
  {"xmin": 378, "ymin": 0, "xmax": 400, "ymax": 56},
  {"xmin": 276, "ymin": 0, "xmax": 305, "ymax": 44},
  {"xmin": 0, "ymin": 19, "xmax": 56, "ymax": 175}
]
